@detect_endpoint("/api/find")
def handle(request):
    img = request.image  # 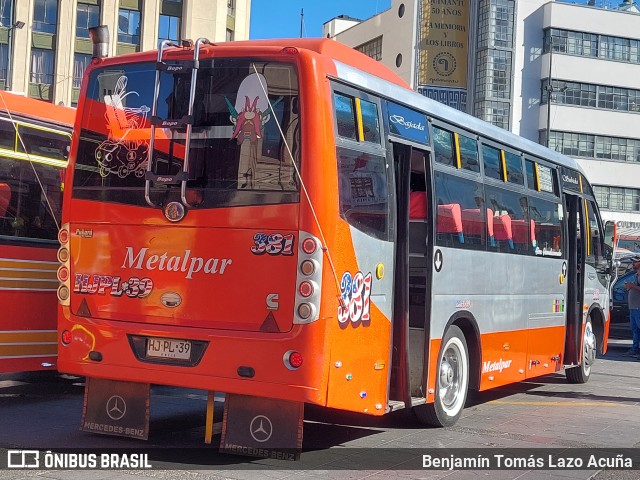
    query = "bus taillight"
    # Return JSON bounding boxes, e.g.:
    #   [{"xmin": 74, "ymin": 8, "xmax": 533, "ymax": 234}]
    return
[
  {"xmin": 58, "ymin": 227, "xmax": 69, "ymax": 245},
  {"xmin": 57, "ymin": 285, "xmax": 70, "ymax": 303},
  {"xmin": 57, "ymin": 247, "xmax": 69, "ymax": 263},
  {"xmin": 294, "ymin": 232, "xmax": 323, "ymax": 324},
  {"xmin": 301, "ymin": 238, "xmax": 317, "ymax": 254},
  {"xmin": 300, "ymin": 259, "xmax": 316, "ymax": 276},
  {"xmin": 284, "ymin": 350, "xmax": 303, "ymax": 369},
  {"xmin": 297, "ymin": 303, "xmax": 314, "ymax": 320},
  {"xmin": 57, "ymin": 223, "xmax": 71, "ymax": 306},
  {"xmin": 61, "ymin": 330, "xmax": 72, "ymax": 345},
  {"xmin": 57, "ymin": 266, "xmax": 69, "ymax": 282},
  {"xmin": 298, "ymin": 281, "xmax": 314, "ymax": 297}
]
